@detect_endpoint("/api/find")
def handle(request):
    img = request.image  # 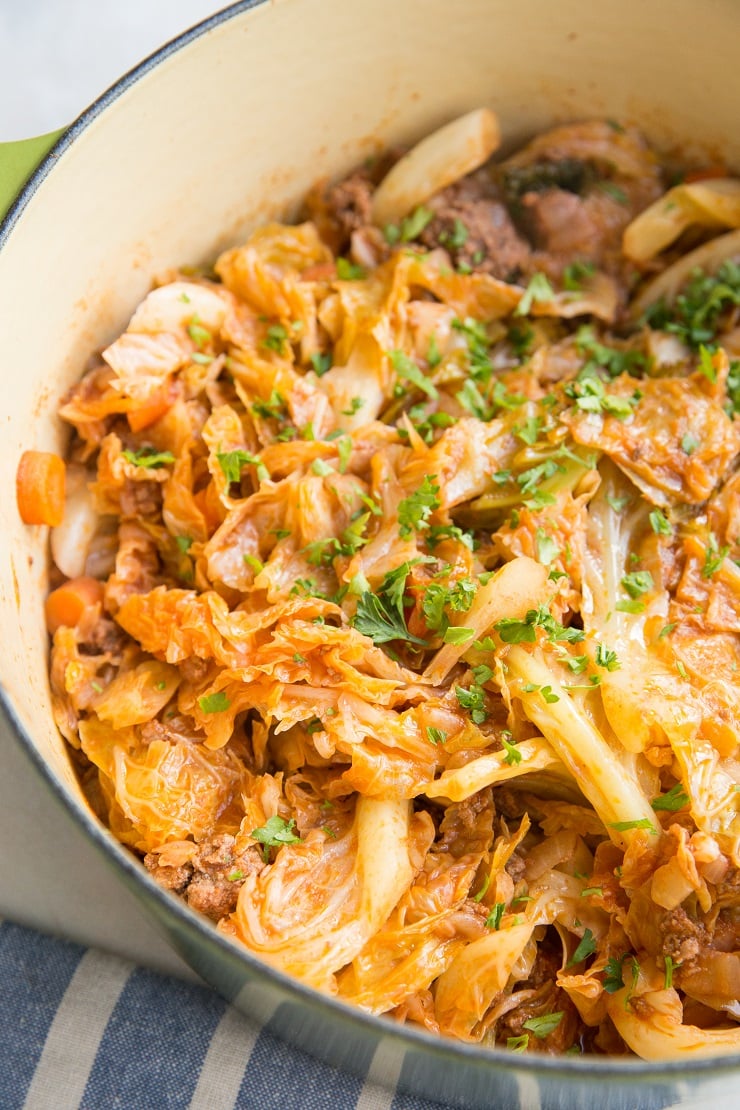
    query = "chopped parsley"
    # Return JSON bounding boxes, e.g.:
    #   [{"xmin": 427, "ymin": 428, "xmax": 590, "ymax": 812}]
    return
[
  {"xmin": 643, "ymin": 260, "xmax": 740, "ymax": 348},
  {"xmin": 494, "ymin": 605, "xmax": 584, "ymax": 645},
  {"xmin": 310, "ymin": 350, "xmax": 332, "ymax": 376},
  {"xmin": 563, "ymin": 260, "xmax": 596, "ymax": 290},
  {"xmin": 501, "ymin": 733, "xmax": 522, "ymax": 766},
  {"xmin": 515, "ymin": 272, "xmax": 554, "ymax": 316},
  {"xmin": 621, "ymin": 570, "xmax": 654, "ymax": 599},
  {"xmin": 262, "ymin": 324, "xmax": 289, "ymax": 353},
  {"xmin": 567, "ymin": 927, "xmax": 597, "ymax": 967},
  {"xmin": 198, "ymin": 692, "xmax": 231, "ymax": 713},
  {"xmin": 535, "ymin": 528, "xmax": 560, "ymax": 565},
  {"xmin": 651, "ymin": 782, "xmax": 689, "ymax": 812},
  {"xmin": 252, "ymin": 390, "xmax": 286, "ymax": 420},
  {"xmin": 389, "ymin": 349, "xmax": 439, "ymax": 400},
  {"xmin": 507, "ymin": 1034, "xmax": 529, "ymax": 1053},
  {"xmin": 217, "ymin": 449, "xmax": 269, "ymax": 485},
  {"xmin": 250, "ymin": 815, "xmax": 301, "ymax": 861},
  {"xmin": 352, "ymin": 563, "xmax": 427, "ymax": 646},
  {"xmin": 484, "ymin": 902, "xmax": 506, "ymax": 930},
  {"xmin": 397, "ymin": 475, "xmax": 440, "ymax": 538},
  {"xmin": 336, "ymin": 257, "xmax": 366, "ymax": 280},
  {"xmin": 681, "ymin": 432, "xmax": 699, "ymax": 456},
  {"xmin": 522, "ymin": 1012, "xmax": 564, "ymax": 1039},
  {"xmin": 702, "ymin": 535, "xmax": 729, "ymax": 578},
  {"xmin": 649, "ymin": 509, "xmax": 672, "ymax": 536},
  {"xmin": 400, "ymin": 205, "xmax": 435, "ymax": 242},
  {"xmin": 608, "ymin": 818, "xmax": 658, "ymax": 834},
  {"xmin": 595, "ymin": 644, "xmax": 620, "ymax": 672},
  {"xmin": 426, "ymin": 727, "xmax": 448, "ymax": 745},
  {"xmin": 122, "ymin": 447, "xmax": 175, "ymax": 469},
  {"xmin": 603, "ymin": 955, "xmax": 626, "ymax": 993},
  {"xmin": 422, "ymin": 577, "xmax": 476, "ymax": 635},
  {"xmin": 187, "ymin": 318, "xmax": 212, "ymax": 348},
  {"xmin": 663, "ymin": 955, "xmax": 681, "ymax": 990},
  {"xmin": 455, "ymin": 683, "xmax": 487, "ymax": 724}
]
